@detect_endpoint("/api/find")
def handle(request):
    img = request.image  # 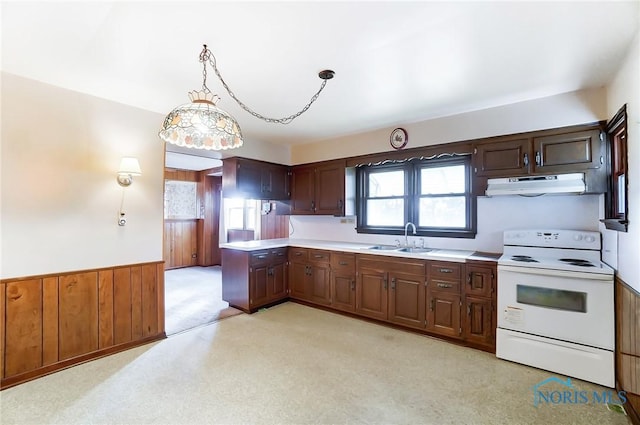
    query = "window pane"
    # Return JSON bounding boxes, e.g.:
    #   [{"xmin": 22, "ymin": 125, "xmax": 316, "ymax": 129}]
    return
[
  {"xmin": 369, "ymin": 170, "xmax": 405, "ymax": 197},
  {"xmin": 419, "ymin": 196, "xmax": 466, "ymax": 228},
  {"xmin": 246, "ymin": 206, "xmax": 256, "ymax": 230},
  {"xmin": 228, "ymin": 207, "xmax": 244, "ymax": 229},
  {"xmin": 421, "ymin": 165, "xmax": 465, "ymax": 194},
  {"xmin": 366, "ymin": 199, "xmax": 404, "ymax": 226}
]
